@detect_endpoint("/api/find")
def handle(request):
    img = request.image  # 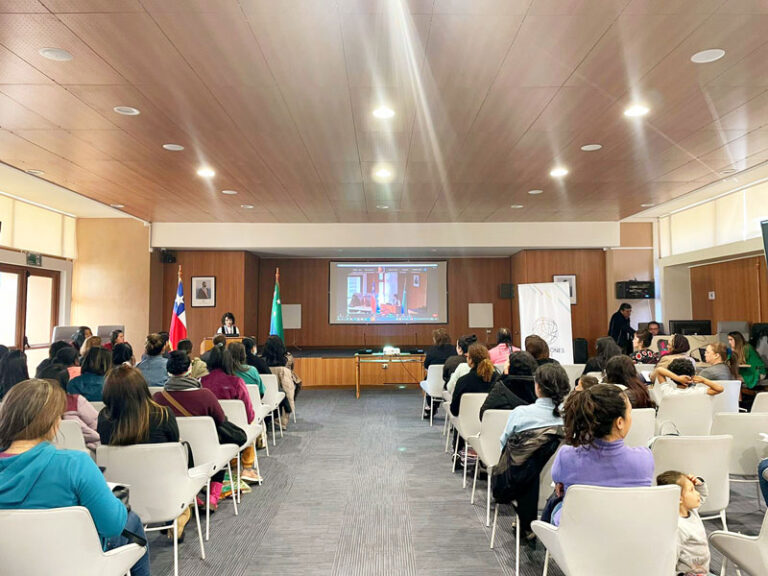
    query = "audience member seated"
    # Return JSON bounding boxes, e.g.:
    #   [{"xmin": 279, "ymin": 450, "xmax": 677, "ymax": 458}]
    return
[
  {"xmin": 67, "ymin": 348, "xmax": 112, "ymax": 401},
  {"xmin": 229, "ymin": 342, "xmax": 264, "ymax": 397},
  {"xmin": 631, "ymin": 329, "xmax": 659, "ymax": 365},
  {"xmin": 103, "ymin": 329, "xmax": 124, "ymax": 352},
  {"xmin": 217, "ymin": 312, "xmax": 240, "ymax": 337},
  {"xmin": 653, "ymin": 358, "xmax": 724, "ymax": 399},
  {"xmin": 603, "ymin": 355, "xmax": 655, "ymax": 409},
  {"xmin": 494, "ymin": 364, "xmax": 569, "ymax": 543},
  {"xmin": 39, "ymin": 363, "xmax": 100, "ymax": 451},
  {"xmin": 525, "ymin": 335, "xmax": 559, "ymax": 367},
  {"xmin": 262, "ymin": 335, "xmax": 298, "ymax": 427},
  {"xmin": 760, "ymin": 459, "xmax": 768, "ymax": 507},
  {"xmin": 443, "ymin": 334, "xmax": 476, "ymax": 384},
  {"xmin": 653, "ymin": 334, "xmax": 694, "ymax": 377},
  {"xmin": 550, "ymin": 384, "xmax": 654, "ymax": 525},
  {"xmin": 0, "ymin": 379, "xmax": 150, "ymax": 576},
  {"xmin": 698, "ymin": 342, "xmax": 738, "ymax": 381},
  {"xmin": 575, "ymin": 374, "xmax": 599, "ymax": 391},
  {"xmin": 0, "ymin": 349, "xmax": 29, "ymax": 400},
  {"xmin": 176, "ymin": 339, "xmax": 208, "ymax": 379},
  {"xmin": 35, "ymin": 340, "xmax": 74, "ymax": 378},
  {"xmin": 647, "ymin": 321, "xmax": 663, "ymax": 336},
  {"xmin": 583, "ymin": 337, "xmax": 623, "ymax": 375},
  {"xmin": 424, "ymin": 328, "xmax": 455, "ymax": 370},
  {"xmin": 488, "ymin": 327, "xmax": 519, "ymax": 365},
  {"xmin": 450, "ymin": 343, "xmax": 499, "ymax": 418},
  {"xmin": 136, "ymin": 333, "xmax": 168, "ymax": 387},
  {"xmin": 53, "ymin": 345, "xmax": 81, "ymax": 380},
  {"xmin": 70, "ymin": 326, "xmax": 92, "ymax": 350},
  {"xmin": 201, "ymin": 346, "xmax": 256, "ymax": 424},
  {"xmin": 656, "ymin": 471, "xmax": 711, "ymax": 576},
  {"xmin": 729, "ymin": 331, "xmax": 767, "ymax": 389},
  {"xmin": 200, "ymin": 334, "xmax": 227, "ymax": 365},
  {"xmin": 79, "ymin": 335, "xmax": 102, "ymax": 358},
  {"xmin": 158, "ymin": 331, "xmax": 172, "ymax": 358},
  {"xmin": 112, "ymin": 342, "xmax": 135, "ymax": 367},
  {"xmin": 481, "ymin": 351, "xmax": 538, "ymax": 417},
  {"xmin": 242, "ymin": 338, "xmax": 271, "ymax": 375},
  {"xmin": 0, "ymin": 345, "xmax": 7, "ymax": 366}
]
